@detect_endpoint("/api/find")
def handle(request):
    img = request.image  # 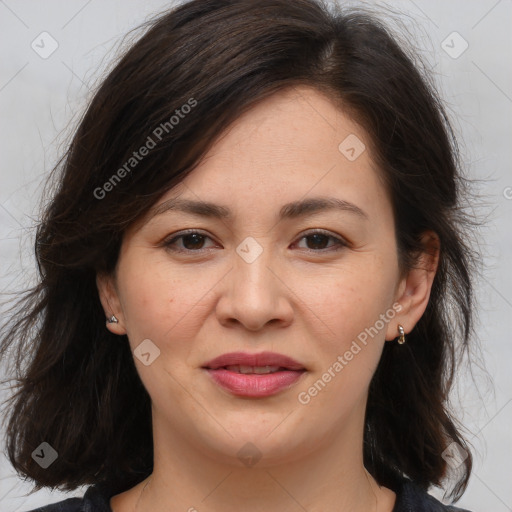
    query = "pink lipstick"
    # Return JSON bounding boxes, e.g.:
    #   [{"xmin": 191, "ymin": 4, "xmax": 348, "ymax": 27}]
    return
[{"xmin": 202, "ymin": 351, "xmax": 306, "ymax": 398}]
